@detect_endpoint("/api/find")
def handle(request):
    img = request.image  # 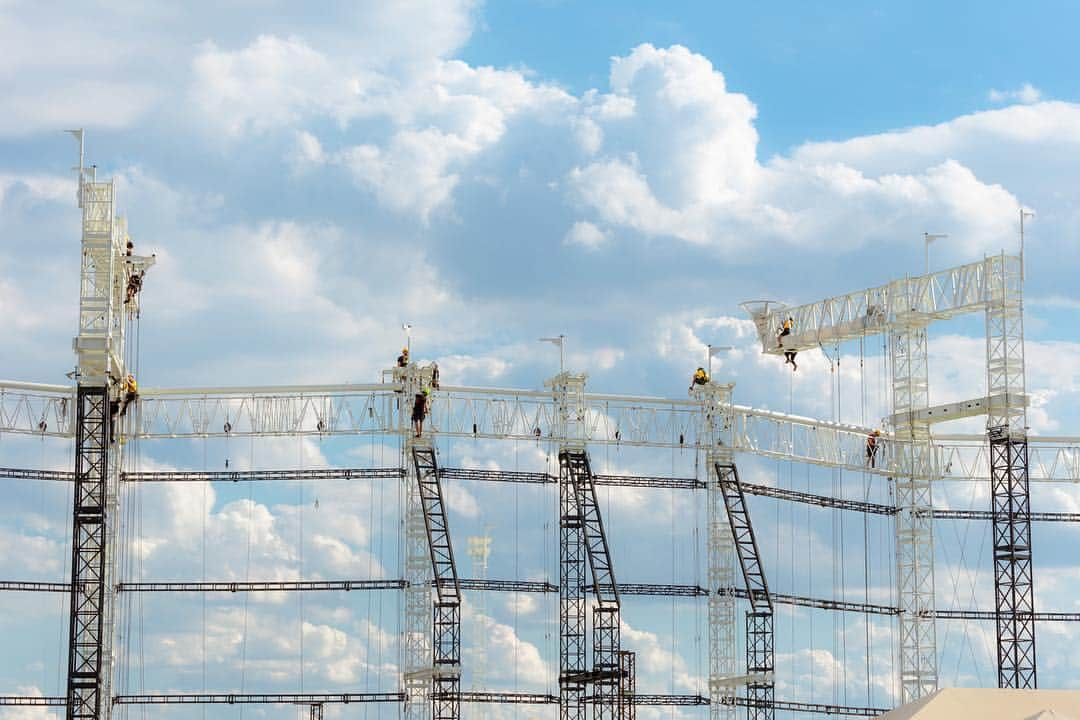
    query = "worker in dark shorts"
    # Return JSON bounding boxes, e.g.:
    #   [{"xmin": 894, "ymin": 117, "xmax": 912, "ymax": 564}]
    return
[
  {"xmin": 777, "ymin": 316, "xmax": 793, "ymax": 348},
  {"xmin": 412, "ymin": 386, "xmax": 431, "ymax": 437}
]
